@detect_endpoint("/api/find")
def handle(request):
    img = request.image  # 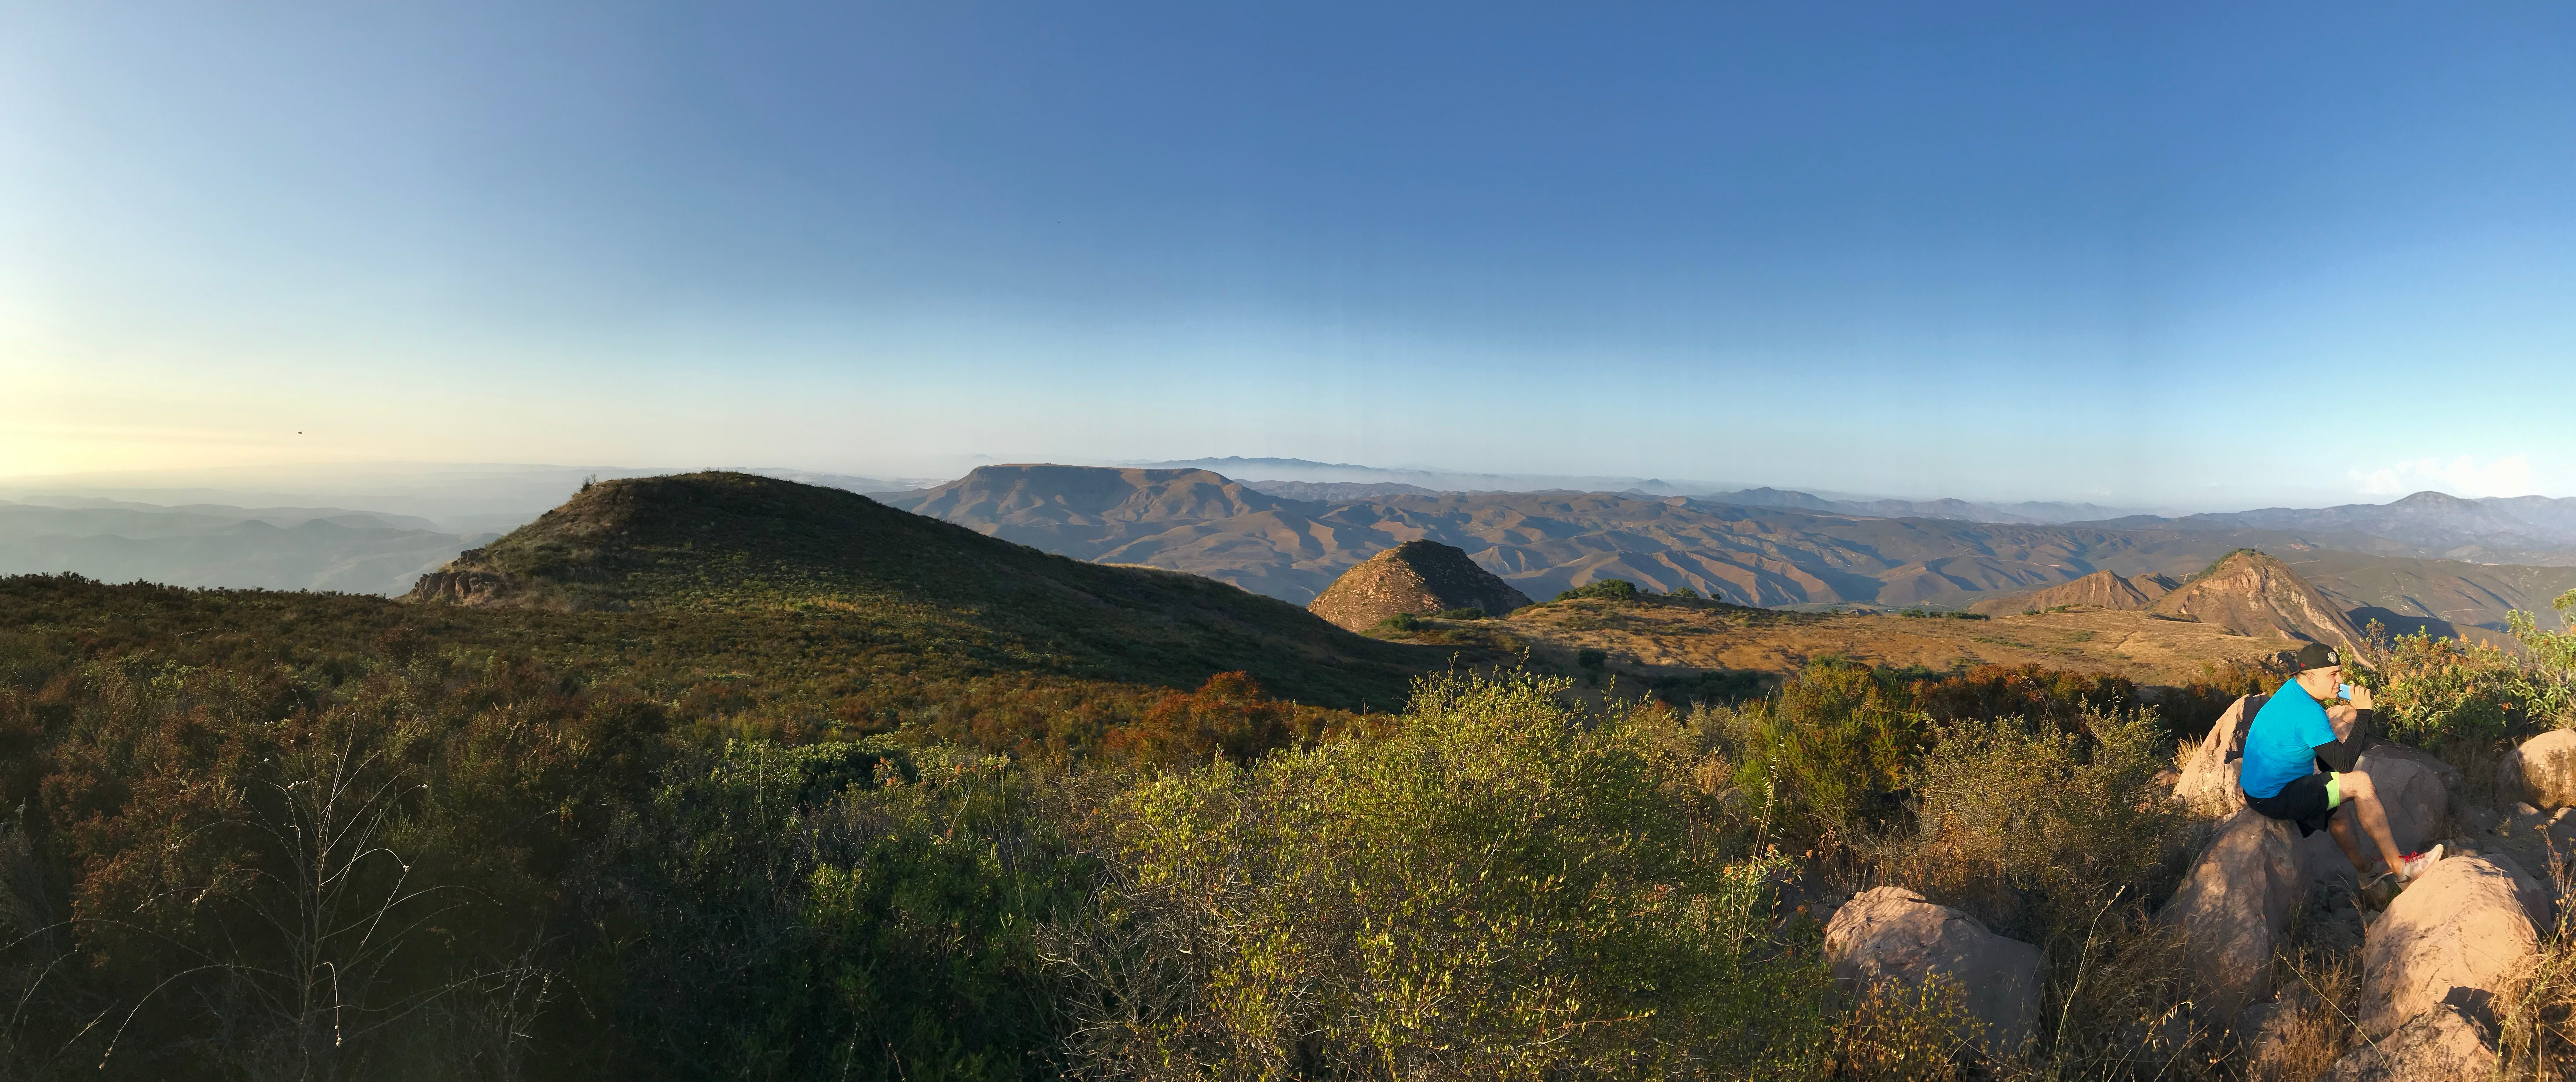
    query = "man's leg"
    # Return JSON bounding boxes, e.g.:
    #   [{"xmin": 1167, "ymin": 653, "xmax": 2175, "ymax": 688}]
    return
[
  {"xmin": 2326, "ymin": 812, "xmax": 2371, "ymax": 872},
  {"xmin": 2336, "ymin": 772, "xmax": 2407, "ymax": 874}
]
